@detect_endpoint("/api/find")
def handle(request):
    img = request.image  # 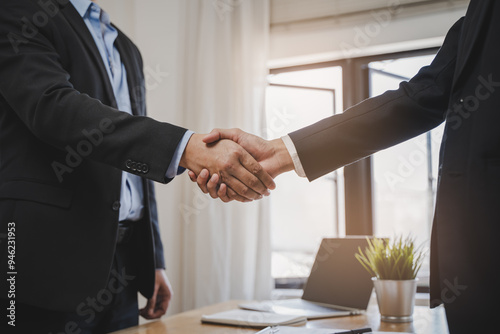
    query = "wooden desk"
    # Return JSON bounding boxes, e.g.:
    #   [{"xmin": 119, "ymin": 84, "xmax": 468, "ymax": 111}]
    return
[{"xmin": 111, "ymin": 300, "xmax": 449, "ymax": 334}]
